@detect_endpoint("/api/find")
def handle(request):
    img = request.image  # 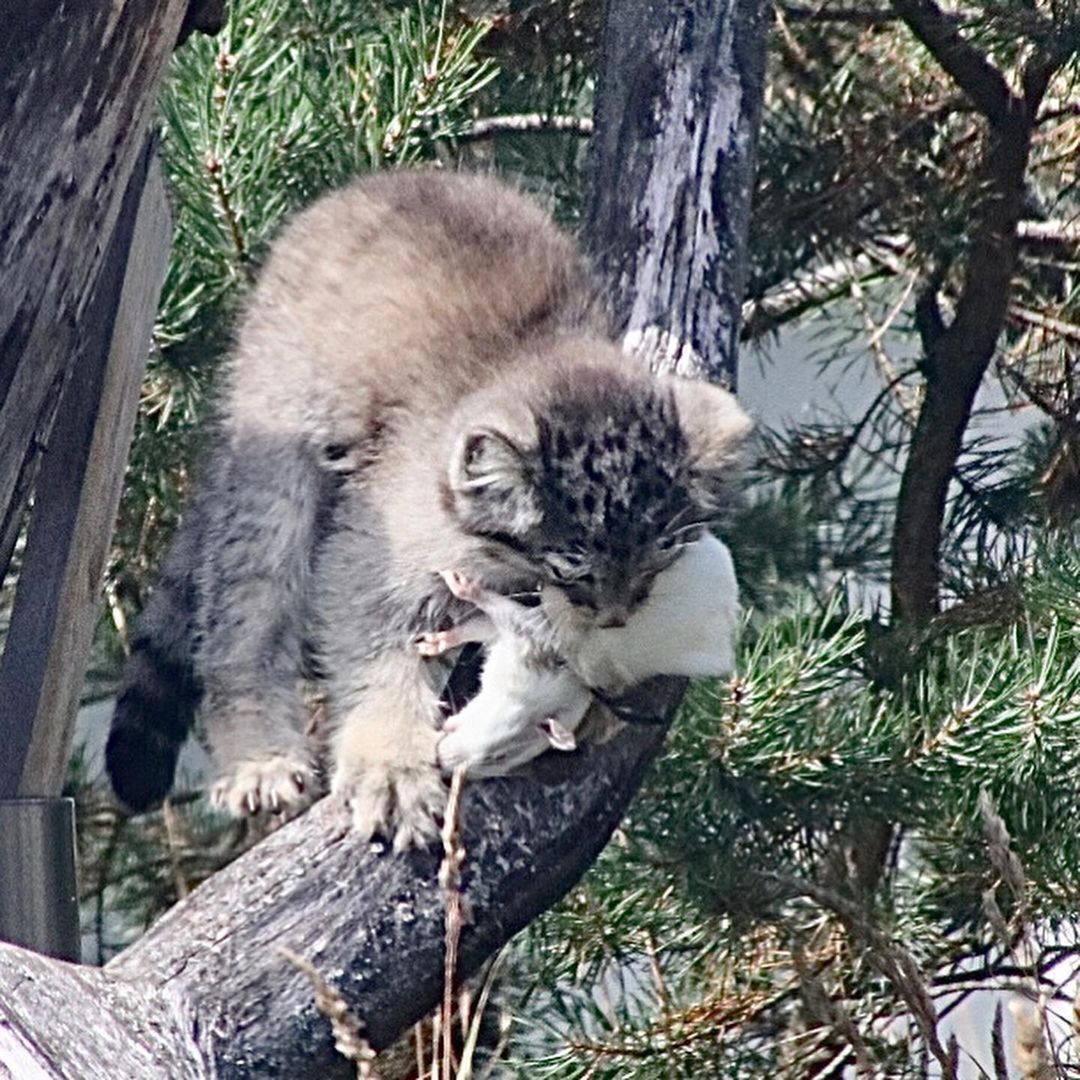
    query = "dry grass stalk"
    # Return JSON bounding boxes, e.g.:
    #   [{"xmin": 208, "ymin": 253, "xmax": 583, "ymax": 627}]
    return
[
  {"xmin": 414, "ymin": 1019, "xmax": 427, "ymax": 1078},
  {"xmin": 793, "ymin": 946, "xmax": 874, "ymax": 1077},
  {"xmin": 436, "ymin": 764, "xmax": 468, "ymax": 1080},
  {"xmin": 992, "ymin": 1000, "xmax": 1009, "ymax": 1080},
  {"xmin": 1010, "ymin": 998, "xmax": 1055, "ymax": 1080},
  {"xmin": 772, "ymin": 872, "xmax": 958, "ymax": 1080},
  {"xmin": 979, "ymin": 789, "xmax": 1036, "ymax": 979},
  {"xmin": 431, "ymin": 1009, "xmax": 443, "ymax": 1080},
  {"xmin": 1073, "ymin": 981, "xmax": 1080, "ymax": 1067},
  {"xmin": 458, "ymin": 951, "xmax": 513, "ymax": 1080},
  {"xmin": 161, "ymin": 796, "xmax": 192, "ymax": 899},
  {"xmin": 280, "ymin": 945, "xmax": 381, "ymax": 1079},
  {"xmin": 982, "ymin": 886, "xmax": 1012, "ymax": 952}
]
